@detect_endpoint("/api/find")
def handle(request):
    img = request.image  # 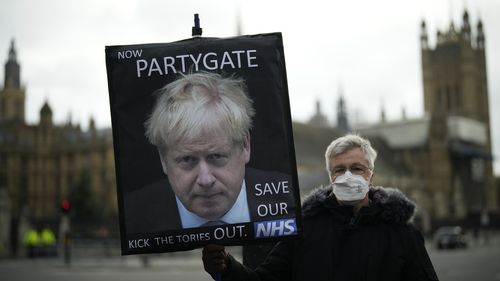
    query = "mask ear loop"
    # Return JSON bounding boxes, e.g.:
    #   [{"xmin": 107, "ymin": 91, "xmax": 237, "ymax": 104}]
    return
[
  {"xmin": 367, "ymin": 170, "xmax": 374, "ymax": 206},
  {"xmin": 368, "ymin": 169, "xmax": 374, "ymax": 187},
  {"xmin": 329, "ymin": 183, "xmax": 336, "ymax": 198}
]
